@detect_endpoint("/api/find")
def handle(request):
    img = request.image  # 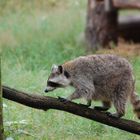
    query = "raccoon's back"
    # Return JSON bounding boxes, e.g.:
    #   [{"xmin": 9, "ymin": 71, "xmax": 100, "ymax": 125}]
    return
[{"xmin": 63, "ymin": 54, "xmax": 132, "ymax": 78}]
